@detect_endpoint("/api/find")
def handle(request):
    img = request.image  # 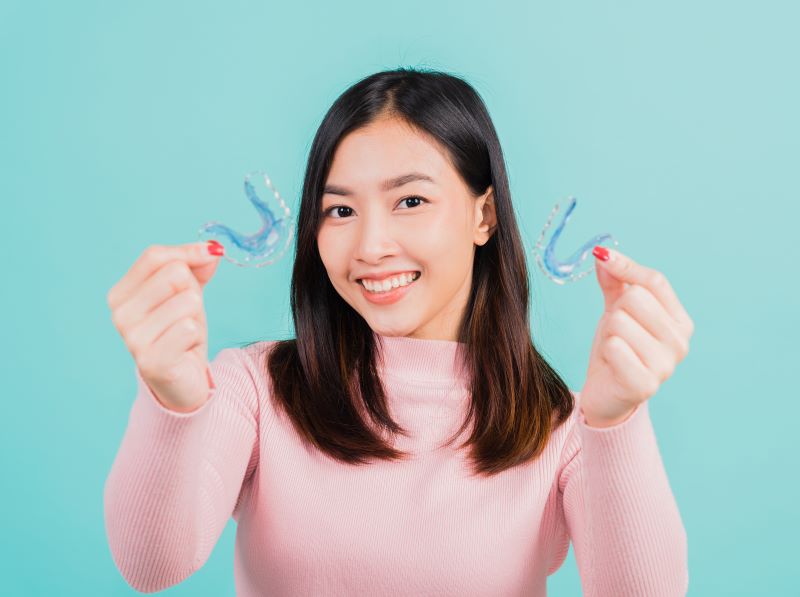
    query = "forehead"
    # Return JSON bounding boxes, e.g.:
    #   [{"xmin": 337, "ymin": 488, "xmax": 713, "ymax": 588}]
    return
[{"xmin": 326, "ymin": 117, "xmax": 455, "ymax": 188}]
